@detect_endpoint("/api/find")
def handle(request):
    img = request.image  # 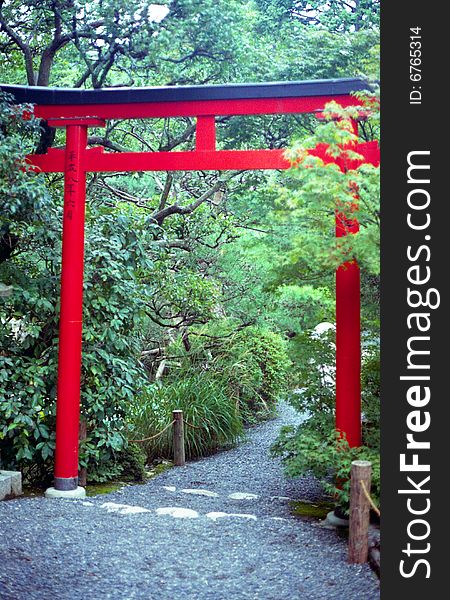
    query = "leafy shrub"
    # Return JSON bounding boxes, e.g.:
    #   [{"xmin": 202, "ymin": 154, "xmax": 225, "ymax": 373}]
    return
[
  {"xmin": 127, "ymin": 375, "xmax": 243, "ymax": 460},
  {"xmin": 0, "ymin": 95, "xmax": 159, "ymax": 483},
  {"xmin": 86, "ymin": 442, "xmax": 147, "ymax": 484},
  {"xmin": 0, "ymin": 205, "xmax": 158, "ymax": 481},
  {"xmin": 230, "ymin": 326, "xmax": 290, "ymax": 415},
  {"xmin": 0, "ymin": 94, "xmax": 57, "ymax": 476},
  {"xmin": 115, "ymin": 443, "xmax": 147, "ymax": 482},
  {"xmin": 165, "ymin": 321, "xmax": 290, "ymax": 422},
  {"xmin": 272, "ymin": 333, "xmax": 380, "ymax": 512},
  {"xmin": 286, "ymin": 327, "xmax": 336, "ymax": 414},
  {"xmin": 272, "ymin": 415, "xmax": 380, "ymax": 511},
  {"xmin": 85, "ymin": 456, "xmax": 124, "ymax": 484},
  {"xmin": 361, "ymin": 347, "xmax": 380, "ymax": 449}
]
